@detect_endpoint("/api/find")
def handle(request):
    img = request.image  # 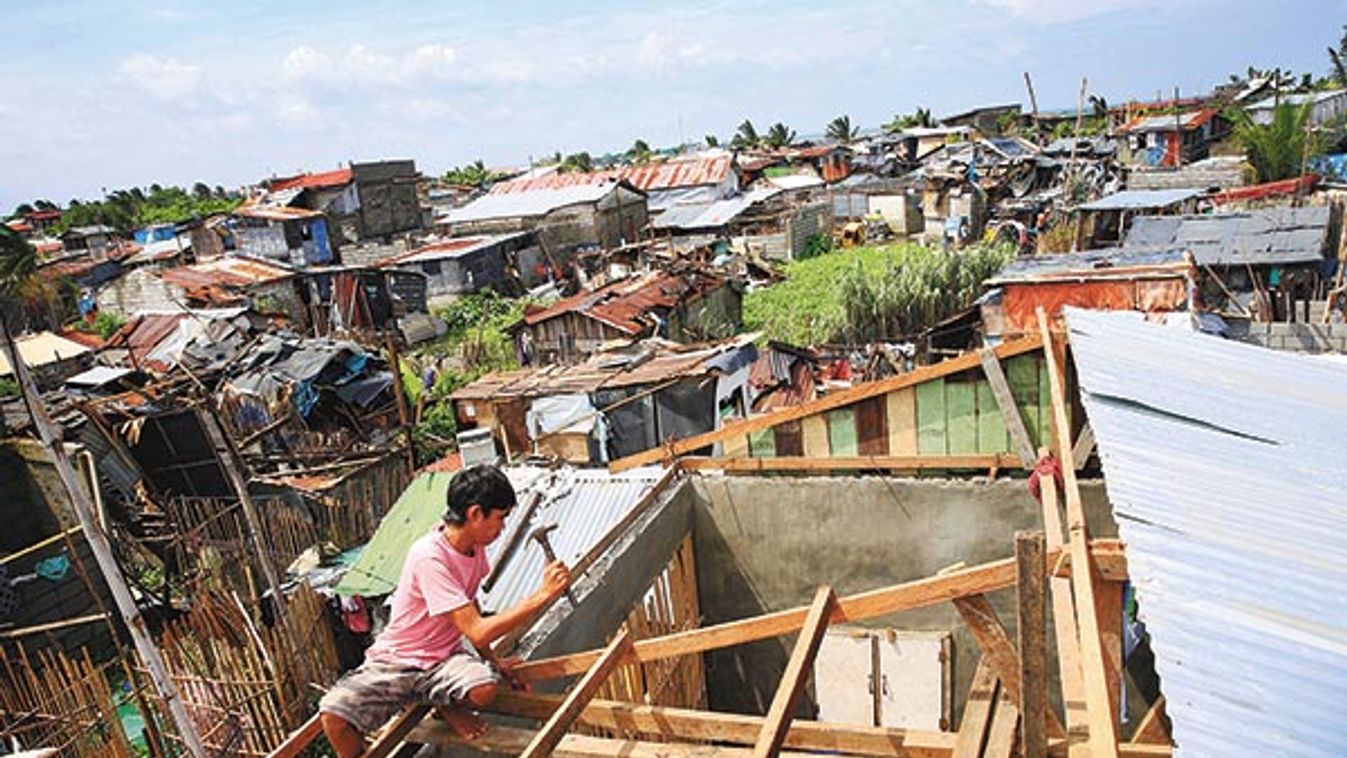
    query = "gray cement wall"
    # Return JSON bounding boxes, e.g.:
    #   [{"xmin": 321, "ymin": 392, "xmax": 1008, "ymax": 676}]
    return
[
  {"xmin": 1233, "ymin": 320, "xmax": 1347, "ymax": 353},
  {"xmin": 687, "ymin": 474, "xmax": 1115, "ymax": 724}
]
